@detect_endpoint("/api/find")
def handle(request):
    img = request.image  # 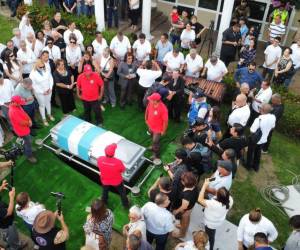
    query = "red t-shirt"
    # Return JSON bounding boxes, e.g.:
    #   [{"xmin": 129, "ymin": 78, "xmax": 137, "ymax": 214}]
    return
[
  {"xmin": 77, "ymin": 72, "xmax": 103, "ymax": 101},
  {"xmin": 145, "ymin": 102, "xmax": 168, "ymax": 133},
  {"xmin": 97, "ymin": 156, "xmax": 125, "ymax": 186},
  {"xmin": 8, "ymin": 105, "xmax": 31, "ymax": 137}
]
